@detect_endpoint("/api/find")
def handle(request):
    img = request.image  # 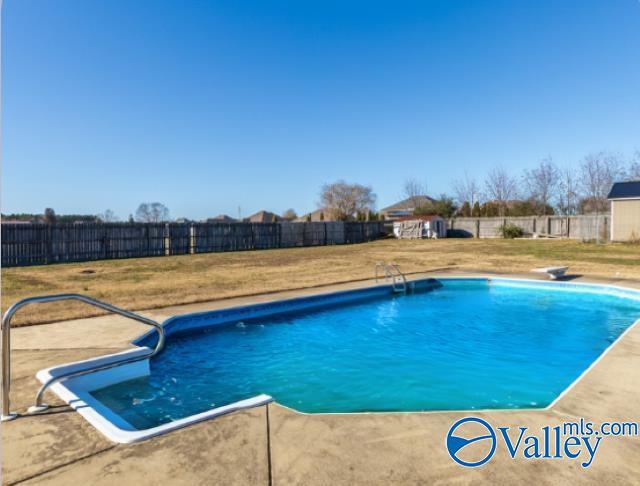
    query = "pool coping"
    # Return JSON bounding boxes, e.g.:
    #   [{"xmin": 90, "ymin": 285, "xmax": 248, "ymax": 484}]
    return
[{"xmin": 33, "ymin": 275, "xmax": 640, "ymax": 444}]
